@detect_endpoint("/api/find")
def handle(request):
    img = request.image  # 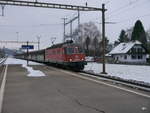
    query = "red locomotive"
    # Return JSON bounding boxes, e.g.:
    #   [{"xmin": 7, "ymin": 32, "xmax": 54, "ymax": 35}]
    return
[{"xmin": 16, "ymin": 41, "xmax": 87, "ymax": 70}]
